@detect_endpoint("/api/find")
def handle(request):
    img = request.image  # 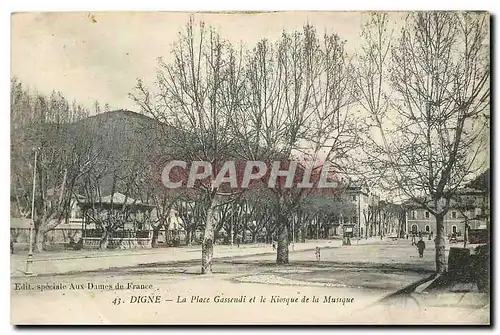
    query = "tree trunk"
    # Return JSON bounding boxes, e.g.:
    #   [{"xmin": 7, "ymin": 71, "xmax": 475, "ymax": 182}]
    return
[
  {"xmin": 100, "ymin": 231, "xmax": 109, "ymax": 250},
  {"xmin": 151, "ymin": 227, "xmax": 160, "ymax": 248},
  {"xmin": 186, "ymin": 229, "xmax": 192, "ymax": 246},
  {"xmin": 201, "ymin": 197, "xmax": 217, "ymax": 275},
  {"xmin": 435, "ymin": 214, "xmax": 446, "ymax": 274},
  {"xmin": 34, "ymin": 226, "xmax": 44, "ymax": 253},
  {"xmin": 464, "ymin": 221, "xmax": 468, "ymax": 248},
  {"xmin": 315, "ymin": 217, "xmax": 319, "ymax": 240},
  {"xmin": 276, "ymin": 214, "xmax": 289, "ymax": 264},
  {"xmin": 242, "ymin": 219, "xmax": 248, "ymax": 245},
  {"xmin": 298, "ymin": 215, "xmax": 304, "ymax": 242}
]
